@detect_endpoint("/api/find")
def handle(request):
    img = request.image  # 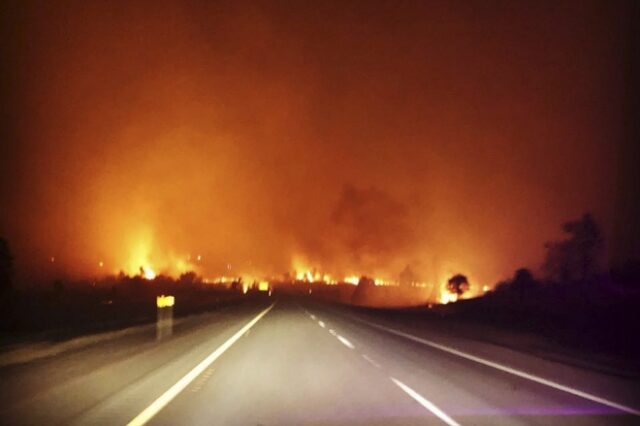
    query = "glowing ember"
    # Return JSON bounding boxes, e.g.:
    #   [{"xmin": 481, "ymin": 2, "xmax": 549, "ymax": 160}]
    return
[
  {"xmin": 440, "ymin": 291, "xmax": 458, "ymax": 305},
  {"xmin": 344, "ymin": 276, "xmax": 359, "ymax": 285},
  {"xmin": 141, "ymin": 266, "xmax": 156, "ymax": 280}
]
